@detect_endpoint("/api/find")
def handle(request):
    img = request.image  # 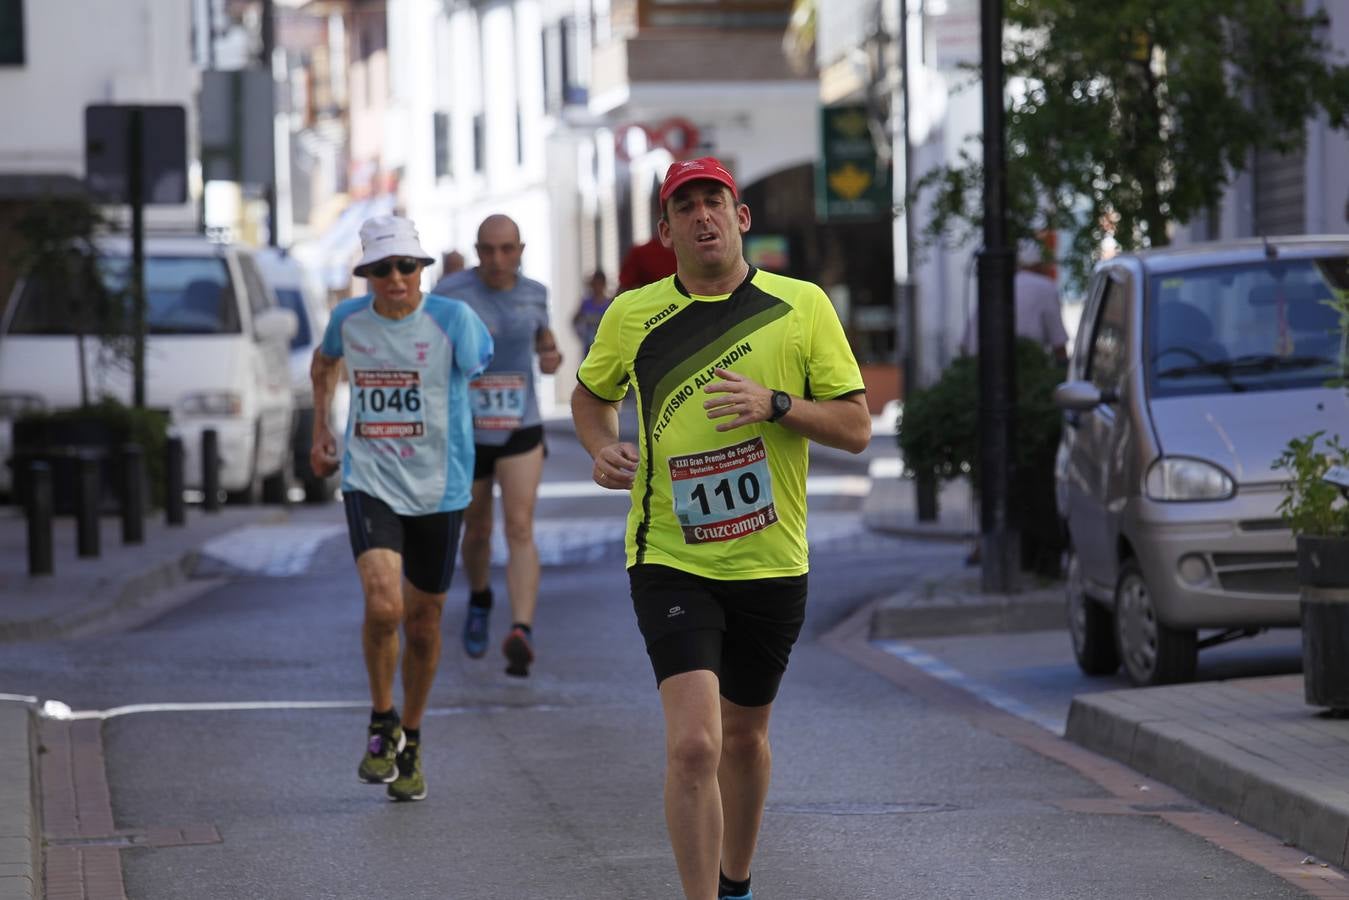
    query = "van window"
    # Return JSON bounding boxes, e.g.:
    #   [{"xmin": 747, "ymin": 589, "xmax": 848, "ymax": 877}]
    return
[
  {"xmin": 7, "ymin": 255, "xmax": 241, "ymax": 336},
  {"xmin": 1086, "ymin": 276, "xmax": 1128, "ymax": 392},
  {"xmin": 235, "ymin": 253, "xmax": 274, "ymax": 318},
  {"xmin": 1147, "ymin": 256, "xmax": 1349, "ymax": 397},
  {"xmin": 273, "ymin": 288, "xmax": 312, "ymax": 350}
]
